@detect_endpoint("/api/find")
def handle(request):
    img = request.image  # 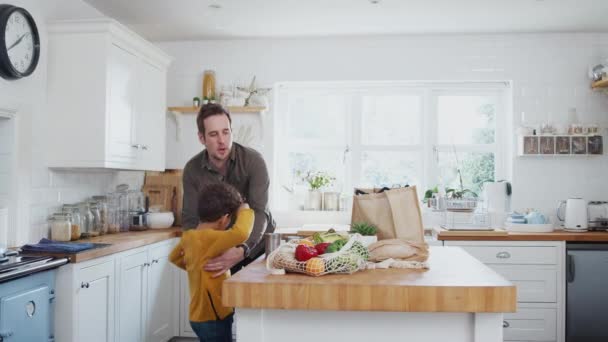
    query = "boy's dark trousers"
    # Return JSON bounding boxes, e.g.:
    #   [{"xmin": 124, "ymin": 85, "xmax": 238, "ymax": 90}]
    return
[{"xmin": 190, "ymin": 314, "xmax": 233, "ymax": 342}]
